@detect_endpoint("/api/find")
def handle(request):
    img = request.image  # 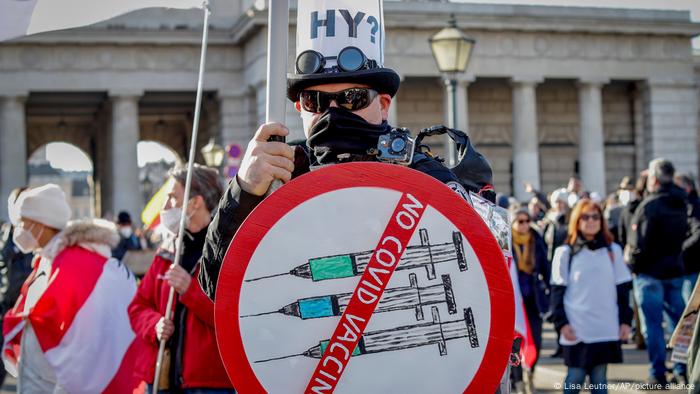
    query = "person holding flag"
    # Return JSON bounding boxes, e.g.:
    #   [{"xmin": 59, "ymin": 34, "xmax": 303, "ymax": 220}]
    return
[
  {"xmin": 2, "ymin": 184, "xmax": 139, "ymax": 393},
  {"xmin": 128, "ymin": 164, "xmax": 233, "ymax": 393}
]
